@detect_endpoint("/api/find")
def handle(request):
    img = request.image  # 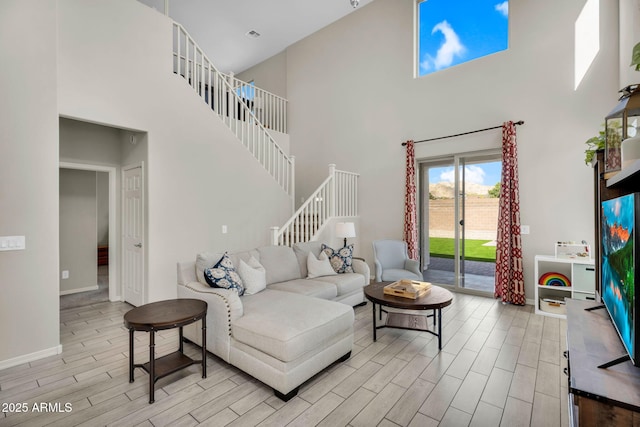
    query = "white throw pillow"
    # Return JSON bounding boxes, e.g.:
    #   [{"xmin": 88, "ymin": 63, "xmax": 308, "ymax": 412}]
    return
[
  {"xmin": 237, "ymin": 256, "xmax": 267, "ymax": 295},
  {"xmin": 307, "ymin": 251, "xmax": 337, "ymax": 279}
]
